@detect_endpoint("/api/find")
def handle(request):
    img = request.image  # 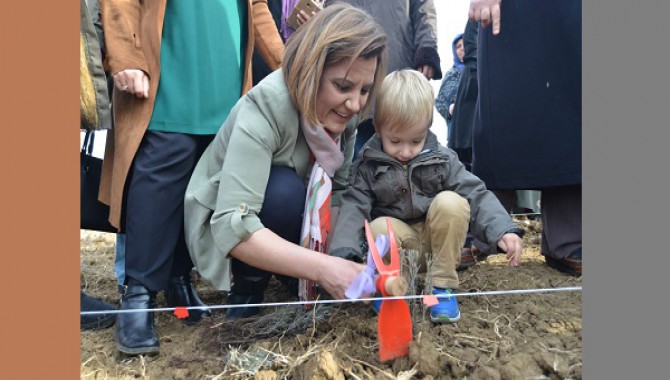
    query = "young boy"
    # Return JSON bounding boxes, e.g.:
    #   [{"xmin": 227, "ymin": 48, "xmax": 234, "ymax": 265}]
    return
[{"xmin": 329, "ymin": 70, "xmax": 524, "ymax": 323}]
